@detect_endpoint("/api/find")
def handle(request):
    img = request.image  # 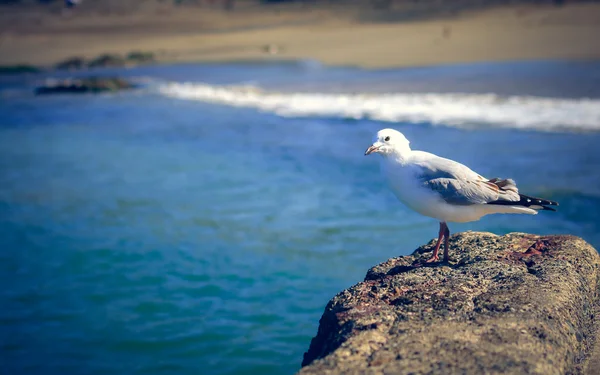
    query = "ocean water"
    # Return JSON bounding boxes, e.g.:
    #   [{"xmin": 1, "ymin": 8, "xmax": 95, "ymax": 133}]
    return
[{"xmin": 1, "ymin": 60, "xmax": 600, "ymax": 375}]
